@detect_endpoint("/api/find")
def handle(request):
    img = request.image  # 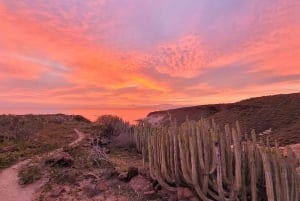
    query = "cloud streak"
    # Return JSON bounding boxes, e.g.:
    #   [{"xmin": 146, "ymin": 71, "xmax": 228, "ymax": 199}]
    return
[{"xmin": 0, "ymin": 0, "xmax": 300, "ymax": 121}]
